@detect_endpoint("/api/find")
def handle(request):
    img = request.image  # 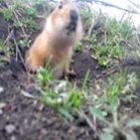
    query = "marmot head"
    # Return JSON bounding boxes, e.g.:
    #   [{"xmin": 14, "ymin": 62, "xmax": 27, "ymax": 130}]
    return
[{"xmin": 46, "ymin": 1, "xmax": 82, "ymax": 40}]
